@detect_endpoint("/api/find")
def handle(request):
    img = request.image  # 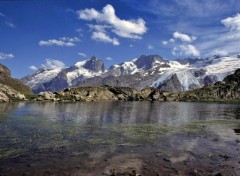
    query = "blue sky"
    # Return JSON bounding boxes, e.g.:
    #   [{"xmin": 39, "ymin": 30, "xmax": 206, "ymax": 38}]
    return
[{"xmin": 0, "ymin": 0, "xmax": 240, "ymax": 78}]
